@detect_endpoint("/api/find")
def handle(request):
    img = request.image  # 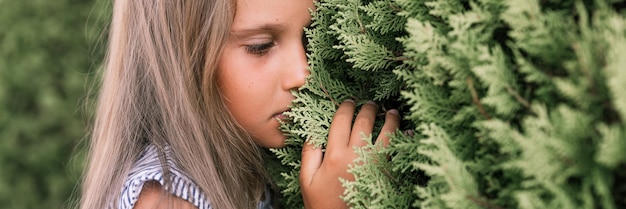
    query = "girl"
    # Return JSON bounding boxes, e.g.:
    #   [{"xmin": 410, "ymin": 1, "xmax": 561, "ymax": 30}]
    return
[{"xmin": 80, "ymin": 0, "xmax": 400, "ymax": 208}]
